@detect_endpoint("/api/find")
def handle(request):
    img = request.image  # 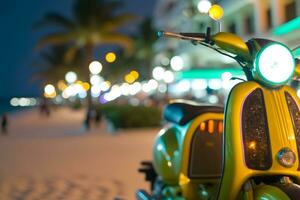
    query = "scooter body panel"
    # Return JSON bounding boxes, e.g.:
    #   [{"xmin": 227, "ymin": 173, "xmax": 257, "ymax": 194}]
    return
[
  {"xmin": 179, "ymin": 113, "xmax": 223, "ymax": 199},
  {"xmin": 152, "ymin": 111, "xmax": 223, "ymax": 199},
  {"xmin": 219, "ymin": 81, "xmax": 300, "ymax": 199}
]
